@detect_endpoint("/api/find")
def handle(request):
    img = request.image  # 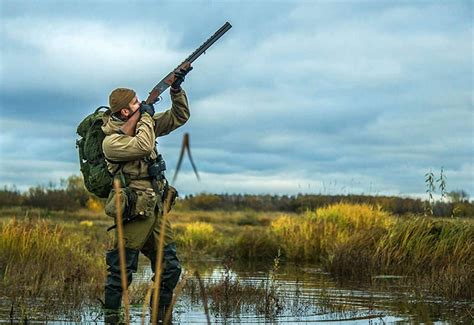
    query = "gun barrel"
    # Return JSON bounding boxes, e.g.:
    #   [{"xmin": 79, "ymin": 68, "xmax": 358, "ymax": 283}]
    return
[
  {"xmin": 185, "ymin": 22, "xmax": 232, "ymax": 64},
  {"xmin": 146, "ymin": 22, "xmax": 232, "ymax": 105}
]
